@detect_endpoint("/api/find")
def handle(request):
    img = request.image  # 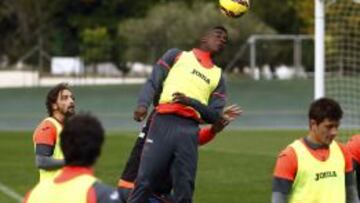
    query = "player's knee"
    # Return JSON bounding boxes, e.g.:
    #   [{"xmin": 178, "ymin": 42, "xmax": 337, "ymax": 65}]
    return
[
  {"xmin": 174, "ymin": 176, "xmax": 195, "ymax": 188},
  {"xmin": 174, "ymin": 196, "xmax": 193, "ymax": 203},
  {"xmin": 136, "ymin": 179, "xmax": 155, "ymax": 191},
  {"xmin": 117, "ymin": 187, "xmax": 131, "ymax": 203}
]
